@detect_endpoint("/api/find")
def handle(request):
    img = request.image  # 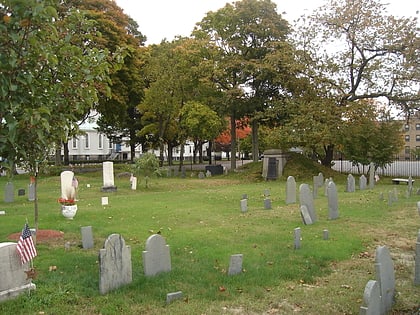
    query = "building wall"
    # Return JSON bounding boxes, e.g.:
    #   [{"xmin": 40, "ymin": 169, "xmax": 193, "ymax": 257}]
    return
[{"xmin": 399, "ymin": 114, "xmax": 420, "ymax": 160}]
